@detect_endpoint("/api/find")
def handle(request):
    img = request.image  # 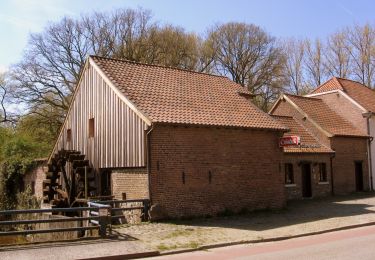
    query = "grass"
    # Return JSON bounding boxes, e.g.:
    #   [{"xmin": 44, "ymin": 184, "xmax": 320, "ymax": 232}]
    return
[{"xmin": 156, "ymin": 241, "xmax": 201, "ymax": 251}]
